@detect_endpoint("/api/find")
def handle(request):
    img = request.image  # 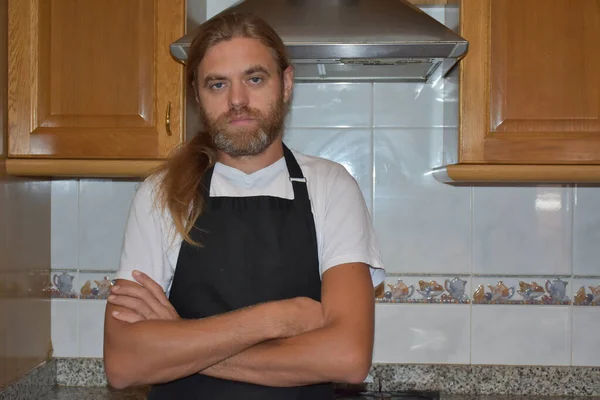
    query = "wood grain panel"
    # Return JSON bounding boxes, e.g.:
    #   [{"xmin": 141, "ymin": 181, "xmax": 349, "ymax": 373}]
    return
[
  {"xmin": 7, "ymin": 0, "xmax": 32, "ymax": 155},
  {"xmin": 156, "ymin": 0, "xmax": 185, "ymax": 157},
  {"xmin": 406, "ymin": 0, "xmax": 458, "ymax": 4},
  {"xmin": 44, "ymin": 1, "xmax": 154, "ymax": 126},
  {"xmin": 459, "ymin": 0, "xmax": 600, "ymax": 164},
  {"xmin": 27, "ymin": 129, "xmax": 158, "ymax": 158},
  {"xmin": 8, "ymin": 0, "xmax": 184, "ymax": 159},
  {"xmin": 5, "ymin": 158, "xmax": 163, "ymax": 178},
  {"xmin": 457, "ymin": 0, "xmax": 489, "ymax": 162},
  {"xmin": 490, "ymin": 0, "xmax": 599, "ymax": 134}
]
